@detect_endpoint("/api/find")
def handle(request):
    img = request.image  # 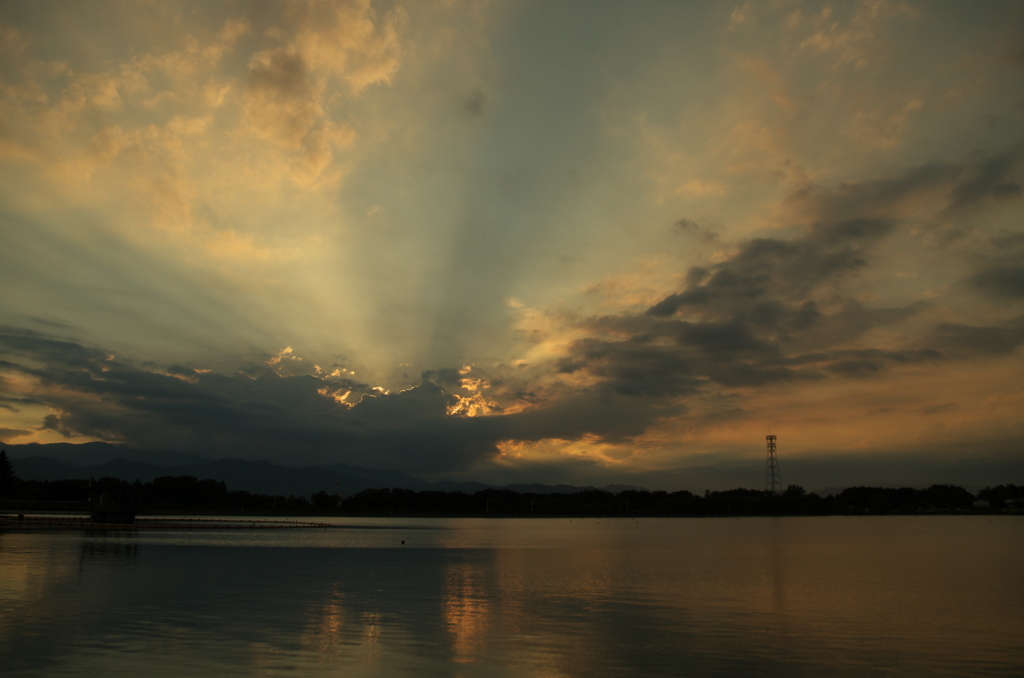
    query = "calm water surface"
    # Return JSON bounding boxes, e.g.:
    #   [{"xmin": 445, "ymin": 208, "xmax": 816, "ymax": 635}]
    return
[{"xmin": 1, "ymin": 516, "xmax": 1022, "ymax": 676}]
